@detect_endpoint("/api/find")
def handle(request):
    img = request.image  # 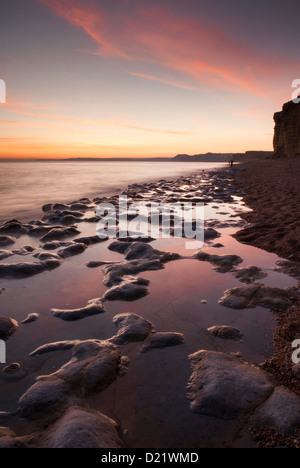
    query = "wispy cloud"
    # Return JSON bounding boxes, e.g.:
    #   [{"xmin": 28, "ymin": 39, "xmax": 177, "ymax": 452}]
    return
[
  {"xmin": 5, "ymin": 108, "xmax": 194, "ymax": 135},
  {"xmin": 39, "ymin": 1, "xmax": 295, "ymax": 97}
]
